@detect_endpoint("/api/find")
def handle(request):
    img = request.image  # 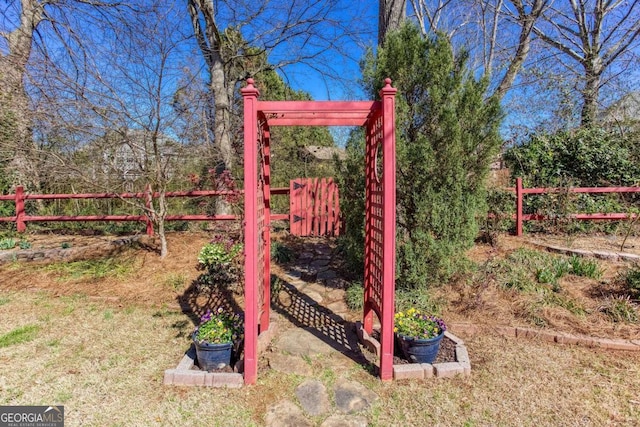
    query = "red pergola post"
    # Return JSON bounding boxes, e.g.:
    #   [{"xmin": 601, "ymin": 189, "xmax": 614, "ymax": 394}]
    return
[
  {"xmin": 260, "ymin": 127, "xmax": 271, "ymax": 333},
  {"xmin": 379, "ymin": 79, "xmax": 397, "ymax": 381},
  {"xmin": 241, "ymin": 79, "xmax": 260, "ymax": 385}
]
